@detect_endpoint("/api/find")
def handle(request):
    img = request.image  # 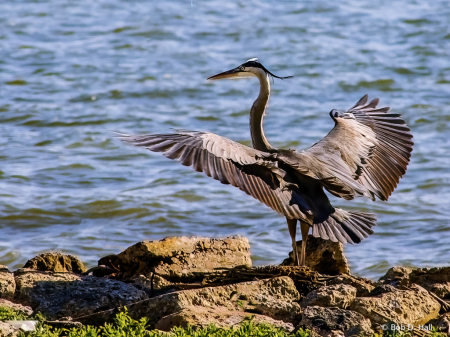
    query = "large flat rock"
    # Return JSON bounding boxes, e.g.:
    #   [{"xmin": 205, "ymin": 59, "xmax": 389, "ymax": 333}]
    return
[
  {"xmin": 14, "ymin": 269, "xmax": 148, "ymax": 320},
  {"xmin": 350, "ymin": 285, "xmax": 441, "ymax": 326},
  {"xmin": 77, "ymin": 276, "xmax": 299, "ymax": 326},
  {"xmin": 155, "ymin": 306, "xmax": 294, "ymax": 332},
  {"xmin": 98, "ymin": 236, "xmax": 251, "ymax": 283}
]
